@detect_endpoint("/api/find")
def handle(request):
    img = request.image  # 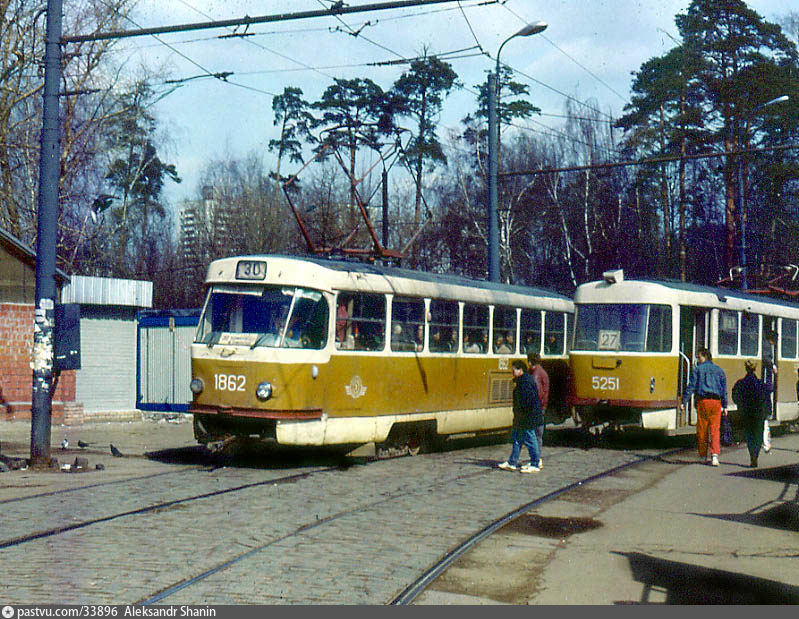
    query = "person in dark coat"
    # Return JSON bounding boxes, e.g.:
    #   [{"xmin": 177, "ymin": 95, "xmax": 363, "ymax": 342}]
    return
[
  {"xmin": 498, "ymin": 360, "xmax": 544, "ymax": 473},
  {"xmin": 732, "ymin": 360, "xmax": 770, "ymax": 468}
]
